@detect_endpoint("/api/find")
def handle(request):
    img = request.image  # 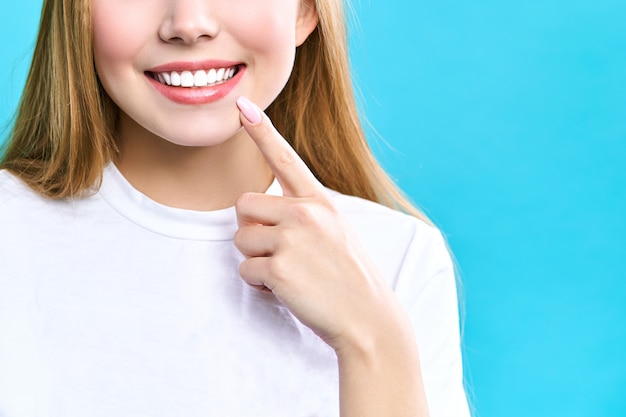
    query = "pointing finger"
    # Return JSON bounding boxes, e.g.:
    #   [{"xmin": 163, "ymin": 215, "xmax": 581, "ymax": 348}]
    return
[{"xmin": 236, "ymin": 96, "xmax": 326, "ymax": 198}]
